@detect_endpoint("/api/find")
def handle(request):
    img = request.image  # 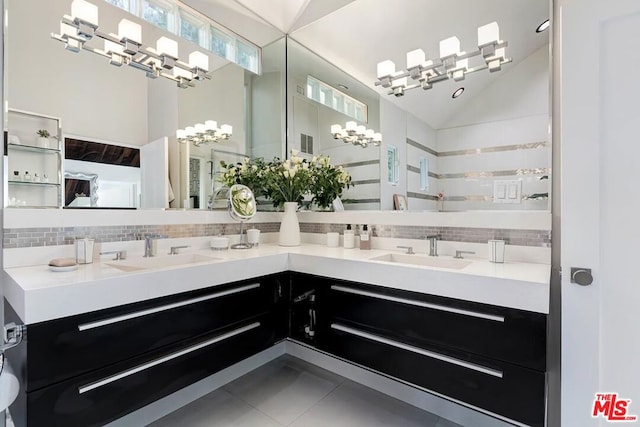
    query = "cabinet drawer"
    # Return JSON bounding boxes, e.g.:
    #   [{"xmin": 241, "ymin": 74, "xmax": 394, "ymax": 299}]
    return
[
  {"xmin": 23, "ymin": 317, "xmax": 277, "ymax": 427},
  {"xmin": 25, "ymin": 276, "xmax": 283, "ymax": 391},
  {"xmin": 329, "ymin": 282, "xmax": 546, "ymax": 371},
  {"xmin": 325, "ymin": 323, "xmax": 545, "ymax": 427}
]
